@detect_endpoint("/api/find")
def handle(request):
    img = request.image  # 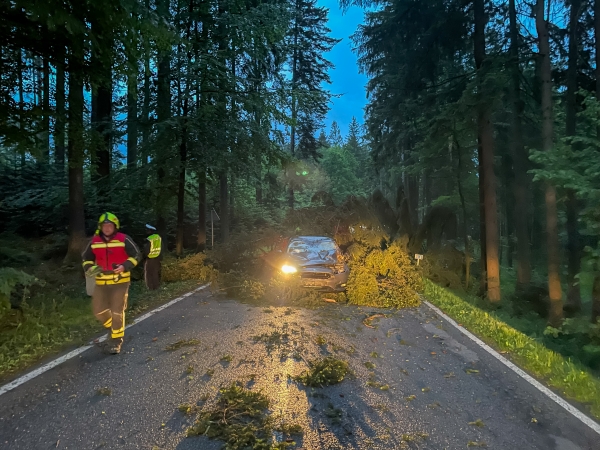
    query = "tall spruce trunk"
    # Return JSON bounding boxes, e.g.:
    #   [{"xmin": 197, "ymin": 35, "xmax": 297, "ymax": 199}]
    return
[
  {"xmin": 501, "ymin": 150, "xmax": 515, "ymax": 269},
  {"xmin": 90, "ymin": 22, "xmax": 112, "ymax": 191},
  {"xmin": 474, "ymin": 0, "xmax": 501, "ymax": 303},
  {"xmin": 55, "ymin": 52, "xmax": 66, "ymax": 168},
  {"xmin": 176, "ymin": 99, "xmax": 189, "ymax": 256},
  {"xmin": 156, "ymin": 0, "xmax": 171, "ymax": 236},
  {"xmin": 478, "ymin": 145, "xmax": 487, "ymax": 296},
  {"xmin": 454, "ymin": 136, "xmax": 471, "ymax": 289},
  {"xmin": 196, "ymin": 14, "xmax": 208, "ymax": 252},
  {"xmin": 536, "ymin": 0, "xmax": 563, "ymax": 327},
  {"xmin": 91, "ymin": 76, "xmax": 112, "ymax": 188},
  {"xmin": 65, "ymin": 38, "xmax": 87, "ymax": 264},
  {"xmin": 127, "ymin": 67, "xmax": 138, "ymax": 174},
  {"xmin": 565, "ymin": 0, "xmax": 582, "ymax": 315},
  {"xmin": 407, "ymin": 174, "xmax": 419, "ymax": 231},
  {"xmin": 424, "ymin": 168, "xmax": 432, "ymax": 216},
  {"xmin": 197, "ymin": 171, "xmax": 207, "ymax": 251},
  {"xmin": 593, "ymin": 0, "xmax": 600, "ymax": 323},
  {"xmin": 220, "ymin": 173, "xmax": 229, "ymax": 243},
  {"xmin": 509, "ymin": 0, "xmax": 532, "ymax": 289},
  {"xmin": 142, "ymin": 7, "xmax": 151, "ymax": 168},
  {"xmin": 17, "ymin": 50, "xmax": 25, "ymax": 168},
  {"xmin": 42, "ymin": 58, "xmax": 50, "ymax": 160}
]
